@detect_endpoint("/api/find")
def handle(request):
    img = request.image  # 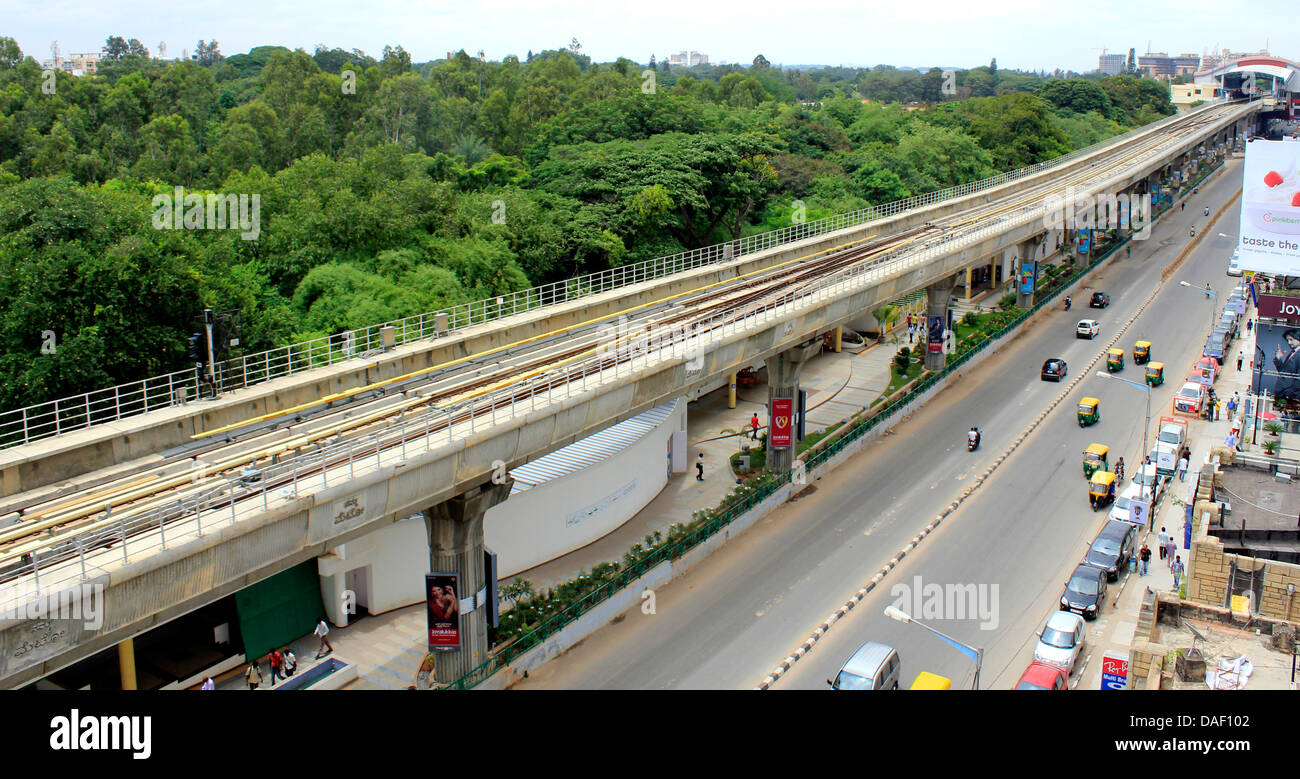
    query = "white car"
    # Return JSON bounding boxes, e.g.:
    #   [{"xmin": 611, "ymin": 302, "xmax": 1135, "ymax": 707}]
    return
[
  {"xmin": 1075, "ymin": 319, "xmax": 1100, "ymax": 339},
  {"xmin": 1109, "ymin": 481, "xmax": 1144, "ymax": 523},
  {"xmin": 1033, "ymin": 611, "xmax": 1086, "ymax": 672},
  {"xmin": 1227, "ymin": 254, "xmax": 1242, "ymax": 276},
  {"xmin": 1173, "ymin": 382, "xmax": 1206, "ymax": 415}
]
